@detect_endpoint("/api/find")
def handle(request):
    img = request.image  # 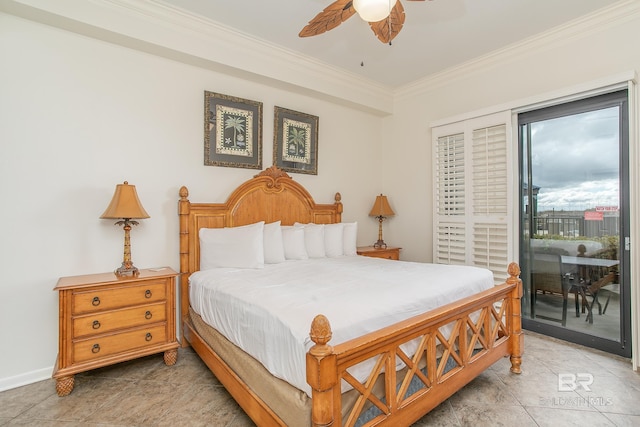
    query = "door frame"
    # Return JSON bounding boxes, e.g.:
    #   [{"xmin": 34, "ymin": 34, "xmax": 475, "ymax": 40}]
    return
[{"xmin": 517, "ymin": 89, "xmax": 631, "ymax": 358}]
